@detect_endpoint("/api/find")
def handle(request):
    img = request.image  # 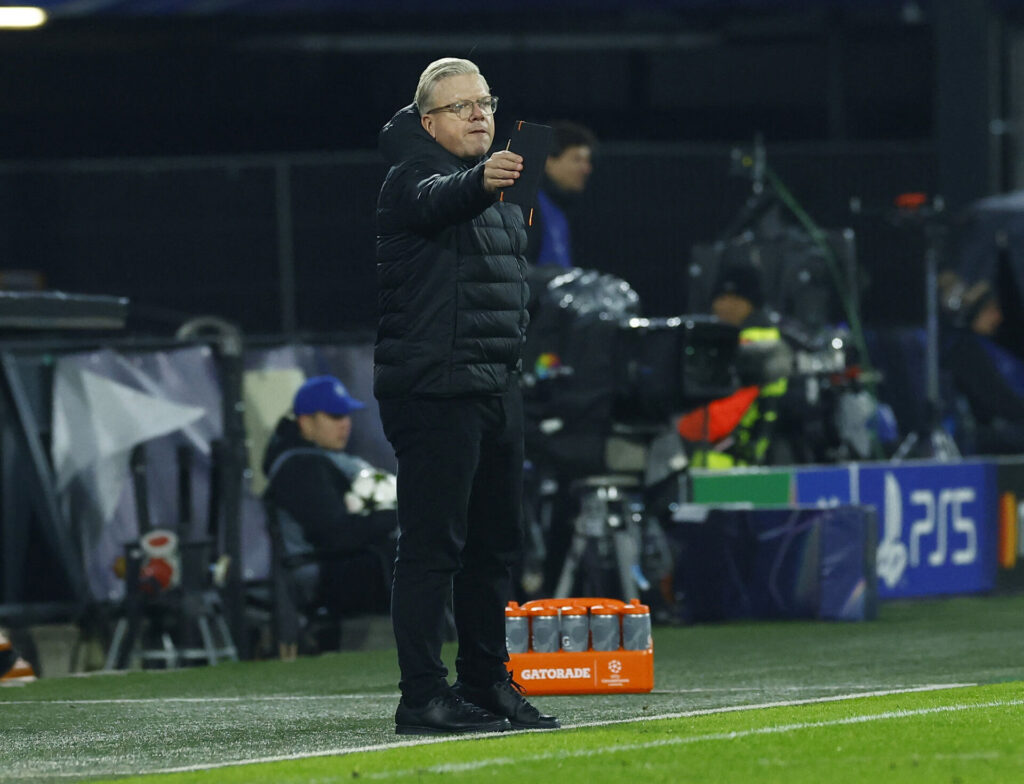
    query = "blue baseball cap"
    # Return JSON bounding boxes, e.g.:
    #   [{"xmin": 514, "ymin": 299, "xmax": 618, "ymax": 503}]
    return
[{"xmin": 293, "ymin": 375, "xmax": 366, "ymax": 417}]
